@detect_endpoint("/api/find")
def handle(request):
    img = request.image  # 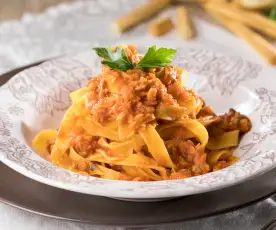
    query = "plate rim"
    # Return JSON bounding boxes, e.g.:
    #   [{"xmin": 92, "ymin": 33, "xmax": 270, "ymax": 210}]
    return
[
  {"xmin": 1, "ymin": 151, "xmax": 276, "ymax": 199},
  {"xmin": 1, "ymin": 162, "xmax": 276, "ymax": 226},
  {"xmin": 0, "ymin": 39, "xmax": 276, "ymax": 199}
]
